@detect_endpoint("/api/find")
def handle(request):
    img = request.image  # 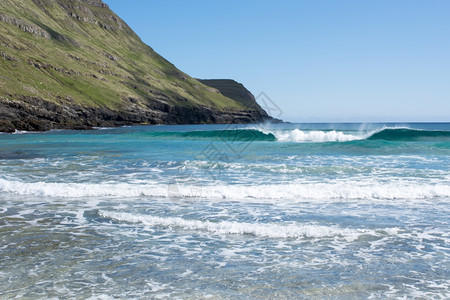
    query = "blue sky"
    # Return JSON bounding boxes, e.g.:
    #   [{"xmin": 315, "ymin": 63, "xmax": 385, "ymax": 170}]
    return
[{"xmin": 104, "ymin": 0, "xmax": 450, "ymax": 122}]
